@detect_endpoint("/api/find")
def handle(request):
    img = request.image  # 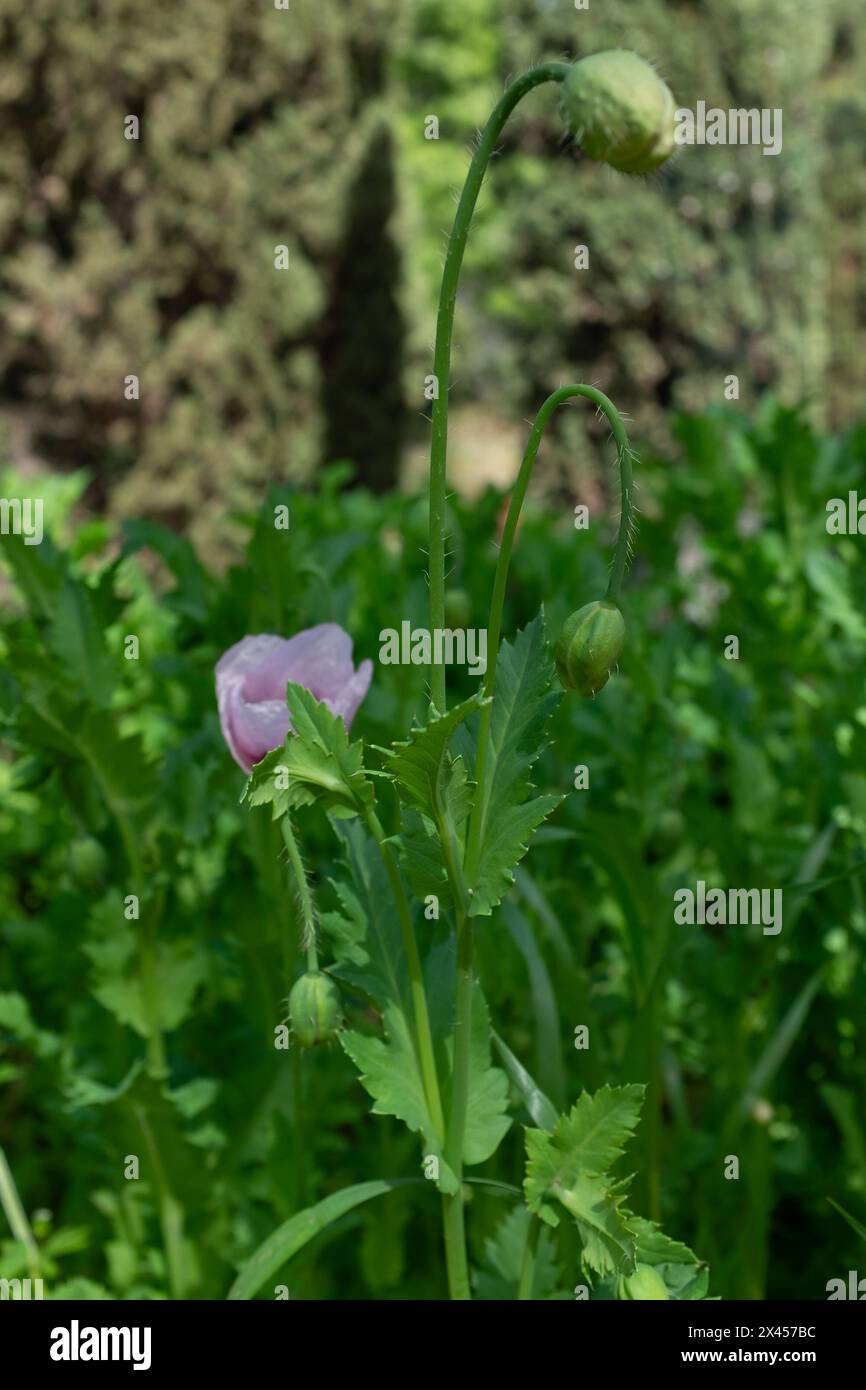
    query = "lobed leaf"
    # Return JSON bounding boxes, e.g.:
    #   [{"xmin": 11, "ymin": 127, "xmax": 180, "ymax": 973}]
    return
[
  {"xmin": 242, "ymin": 681, "xmax": 373, "ymax": 818},
  {"xmin": 466, "ymin": 612, "xmax": 563, "ymax": 916}
]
